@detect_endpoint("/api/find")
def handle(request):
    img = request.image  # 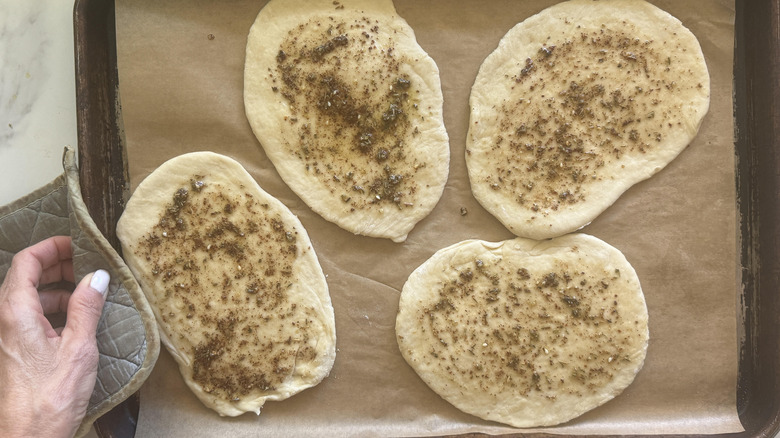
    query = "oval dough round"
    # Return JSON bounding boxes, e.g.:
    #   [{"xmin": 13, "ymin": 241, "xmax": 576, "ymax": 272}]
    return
[
  {"xmin": 396, "ymin": 233, "xmax": 649, "ymax": 427},
  {"xmin": 117, "ymin": 152, "xmax": 336, "ymax": 416},
  {"xmin": 244, "ymin": 0, "xmax": 449, "ymax": 242},
  {"xmin": 466, "ymin": 0, "xmax": 710, "ymax": 239}
]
